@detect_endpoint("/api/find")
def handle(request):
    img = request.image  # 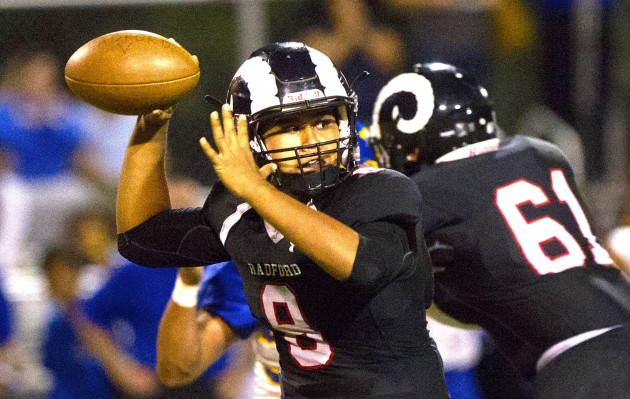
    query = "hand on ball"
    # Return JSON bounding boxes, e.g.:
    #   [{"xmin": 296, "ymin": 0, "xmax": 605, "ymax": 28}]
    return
[{"xmin": 142, "ymin": 107, "xmax": 174, "ymax": 127}]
